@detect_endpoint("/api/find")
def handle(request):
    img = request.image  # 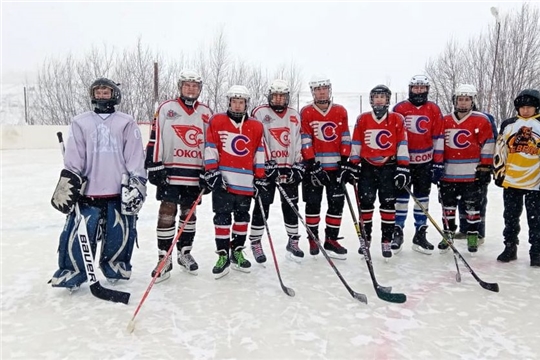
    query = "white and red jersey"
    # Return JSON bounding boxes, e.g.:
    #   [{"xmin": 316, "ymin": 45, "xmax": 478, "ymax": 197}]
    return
[
  {"xmin": 350, "ymin": 111, "xmax": 410, "ymax": 167},
  {"xmin": 146, "ymin": 99, "xmax": 213, "ymax": 186},
  {"xmin": 393, "ymin": 100, "xmax": 444, "ymax": 164},
  {"xmin": 251, "ymin": 105, "xmax": 302, "ymax": 167},
  {"xmin": 442, "ymin": 111, "xmax": 495, "ymax": 182},
  {"xmin": 300, "ymin": 103, "xmax": 351, "ymax": 171},
  {"xmin": 204, "ymin": 113, "xmax": 265, "ymax": 196}
]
